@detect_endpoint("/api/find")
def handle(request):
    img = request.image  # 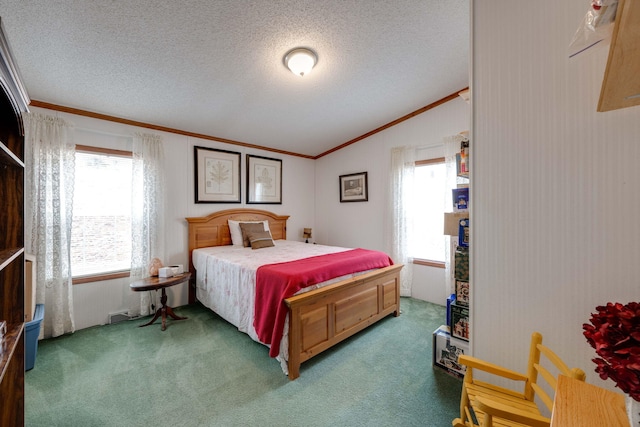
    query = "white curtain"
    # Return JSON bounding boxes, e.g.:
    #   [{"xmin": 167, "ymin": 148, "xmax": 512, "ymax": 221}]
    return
[
  {"xmin": 388, "ymin": 146, "xmax": 416, "ymax": 297},
  {"xmin": 129, "ymin": 132, "xmax": 165, "ymax": 317},
  {"xmin": 24, "ymin": 113, "xmax": 76, "ymax": 338},
  {"xmin": 444, "ymin": 134, "xmax": 467, "ymax": 296}
]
